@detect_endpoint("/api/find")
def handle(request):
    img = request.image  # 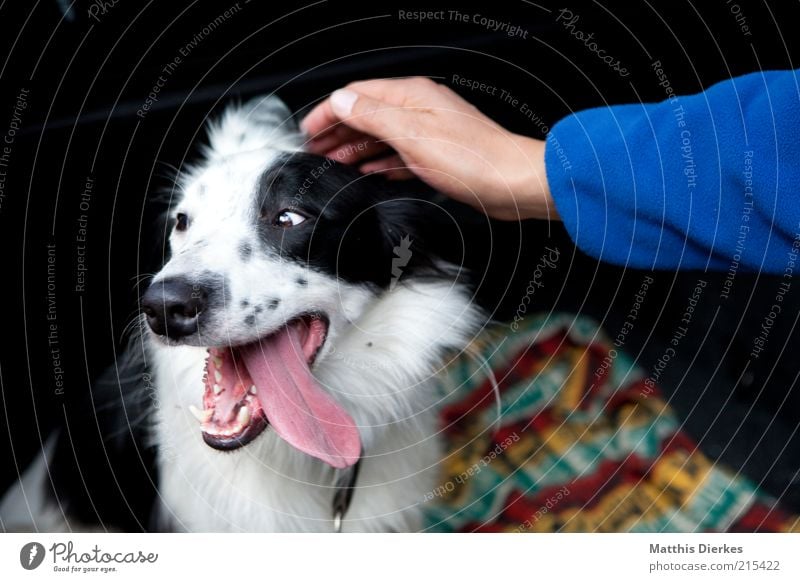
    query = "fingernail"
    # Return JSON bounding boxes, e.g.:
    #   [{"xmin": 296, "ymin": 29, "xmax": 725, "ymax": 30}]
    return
[{"xmin": 330, "ymin": 89, "xmax": 358, "ymax": 117}]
